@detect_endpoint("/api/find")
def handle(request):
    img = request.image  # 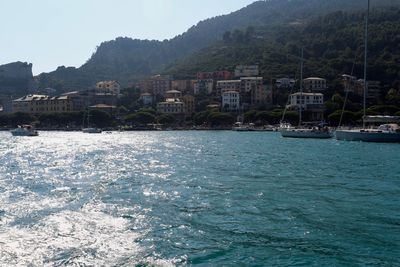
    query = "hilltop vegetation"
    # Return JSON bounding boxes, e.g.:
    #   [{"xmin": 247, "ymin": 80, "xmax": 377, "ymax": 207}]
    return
[
  {"xmin": 34, "ymin": 0, "xmax": 400, "ymax": 92},
  {"xmin": 167, "ymin": 8, "xmax": 400, "ymax": 90}
]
